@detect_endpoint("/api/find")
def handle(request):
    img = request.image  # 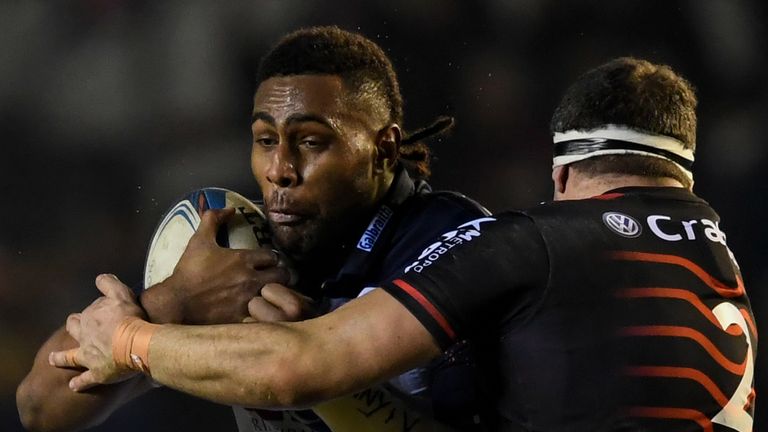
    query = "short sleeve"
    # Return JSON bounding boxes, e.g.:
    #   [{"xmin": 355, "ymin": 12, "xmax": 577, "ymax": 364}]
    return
[{"xmin": 381, "ymin": 213, "xmax": 549, "ymax": 349}]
